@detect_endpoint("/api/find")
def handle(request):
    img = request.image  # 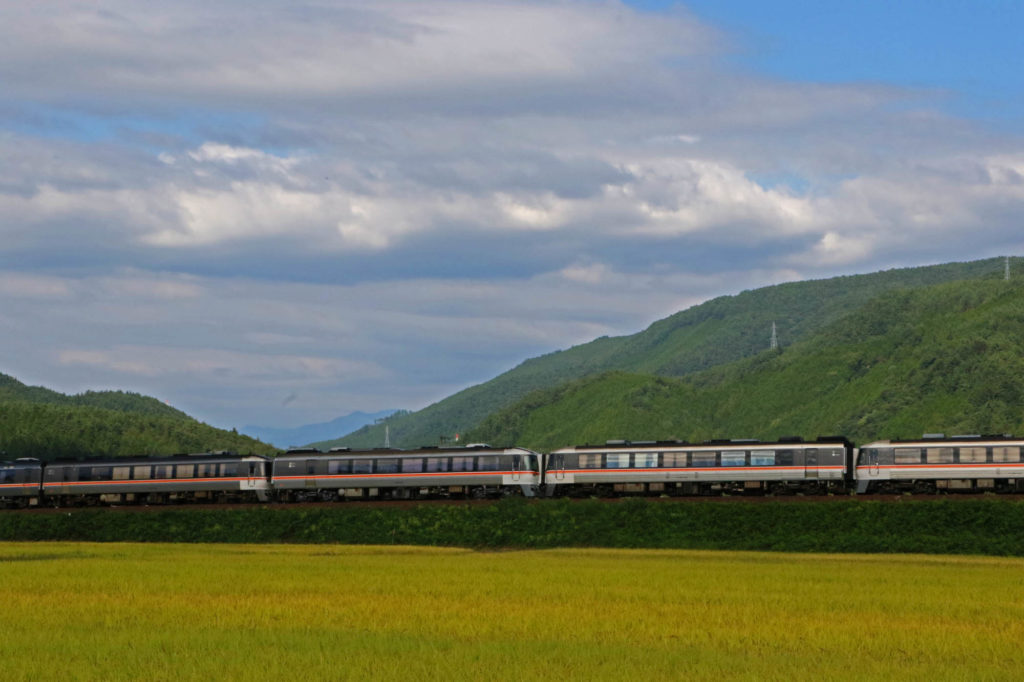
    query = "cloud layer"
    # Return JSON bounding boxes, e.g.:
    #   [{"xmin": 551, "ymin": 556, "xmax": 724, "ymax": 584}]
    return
[{"xmin": 1, "ymin": 1, "xmax": 1022, "ymax": 427}]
